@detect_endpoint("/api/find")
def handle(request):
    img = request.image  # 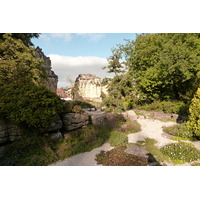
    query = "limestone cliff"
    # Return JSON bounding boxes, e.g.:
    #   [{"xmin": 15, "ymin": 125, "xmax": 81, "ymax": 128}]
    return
[
  {"xmin": 73, "ymin": 74, "xmax": 108, "ymax": 102},
  {"xmin": 35, "ymin": 47, "xmax": 58, "ymax": 93}
]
